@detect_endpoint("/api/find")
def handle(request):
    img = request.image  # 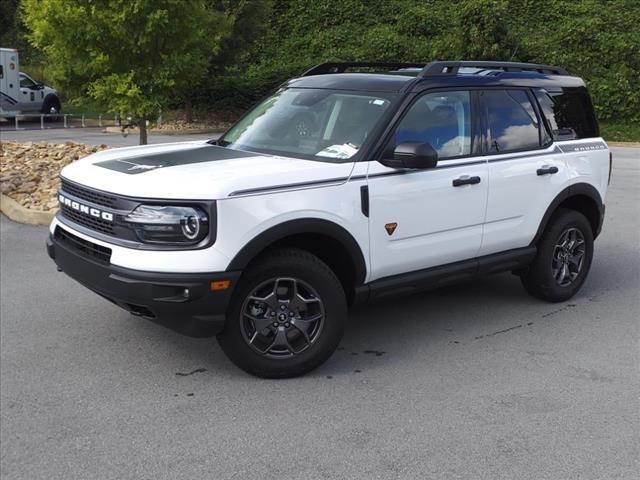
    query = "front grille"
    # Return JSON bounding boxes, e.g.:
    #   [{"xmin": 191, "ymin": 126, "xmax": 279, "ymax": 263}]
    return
[
  {"xmin": 55, "ymin": 226, "xmax": 112, "ymax": 264},
  {"xmin": 60, "ymin": 179, "xmax": 117, "ymax": 208},
  {"xmin": 60, "ymin": 204, "xmax": 115, "ymax": 235}
]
